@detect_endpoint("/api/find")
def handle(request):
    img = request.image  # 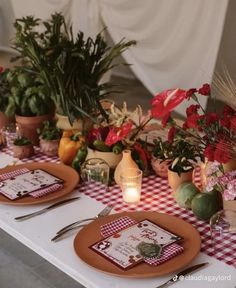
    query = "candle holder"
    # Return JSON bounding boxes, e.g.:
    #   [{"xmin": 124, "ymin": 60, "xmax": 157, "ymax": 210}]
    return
[{"xmin": 120, "ymin": 168, "xmax": 143, "ymax": 204}]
